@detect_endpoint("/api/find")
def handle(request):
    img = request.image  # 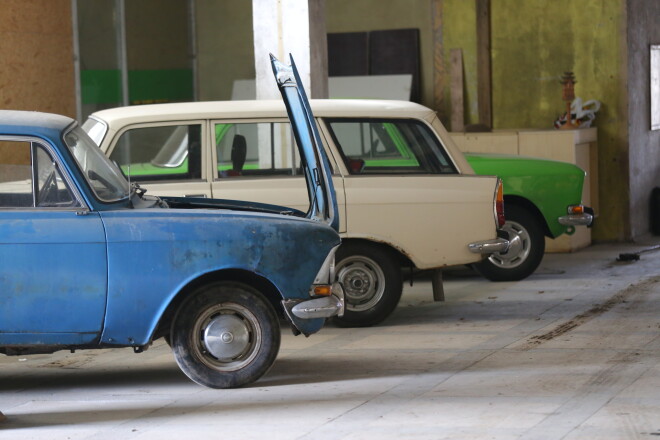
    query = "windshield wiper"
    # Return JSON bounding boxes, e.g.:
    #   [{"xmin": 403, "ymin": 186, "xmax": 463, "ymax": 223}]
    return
[
  {"xmin": 130, "ymin": 182, "xmax": 146, "ymax": 198},
  {"xmin": 128, "ymin": 182, "xmax": 167, "ymax": 208}
]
